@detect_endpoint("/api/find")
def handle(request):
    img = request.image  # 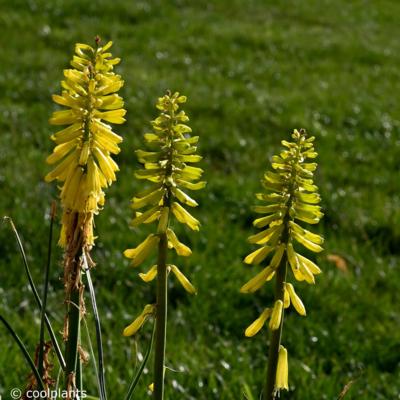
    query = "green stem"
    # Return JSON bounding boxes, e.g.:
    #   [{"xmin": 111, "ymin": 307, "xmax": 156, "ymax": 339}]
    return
[
  {"xmin": 264, "ymin": 253, "xmax": 287, "ymax": 399},
  {"xmin": 64, "ymin": 256, "xmax": 82, "ymax": 390},
  {"xmin": 153, "ymin": 233, "xmax": 168, "ymax": 400}
]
